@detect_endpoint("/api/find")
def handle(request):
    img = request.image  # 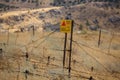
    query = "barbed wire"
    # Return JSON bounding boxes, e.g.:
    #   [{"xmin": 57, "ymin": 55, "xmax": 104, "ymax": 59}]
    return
[{"xmin": 0, "ymin": 28, "xmax": 120, "ymax": 80}]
